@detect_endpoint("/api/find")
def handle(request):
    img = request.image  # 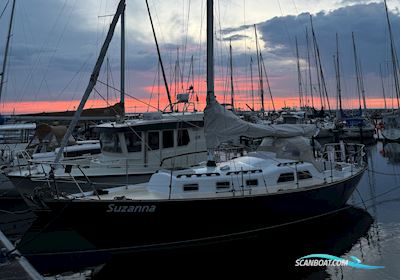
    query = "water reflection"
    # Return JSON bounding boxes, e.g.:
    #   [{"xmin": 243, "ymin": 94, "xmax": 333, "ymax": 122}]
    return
[
  {"xmin": 381, "ymin": 142, "xmax": 400, "ymax": 163},
  {"xmin": 4, "ymin": 142, "xmax": 400, "ymax": 278},
  {"xmin": 0, "ymin": 196, "xmax": 34, "ymax": 243},
  {"xmin": 93, "ymin": 206, "xmax": 373, "ymax": 279}
]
